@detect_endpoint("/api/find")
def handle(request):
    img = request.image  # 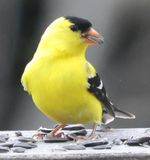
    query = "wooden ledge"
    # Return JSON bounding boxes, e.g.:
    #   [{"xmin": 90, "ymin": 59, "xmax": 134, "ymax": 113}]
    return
[{"xmin": 0, "ymin": 128, "xmax": 150, "ymax": 160}]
